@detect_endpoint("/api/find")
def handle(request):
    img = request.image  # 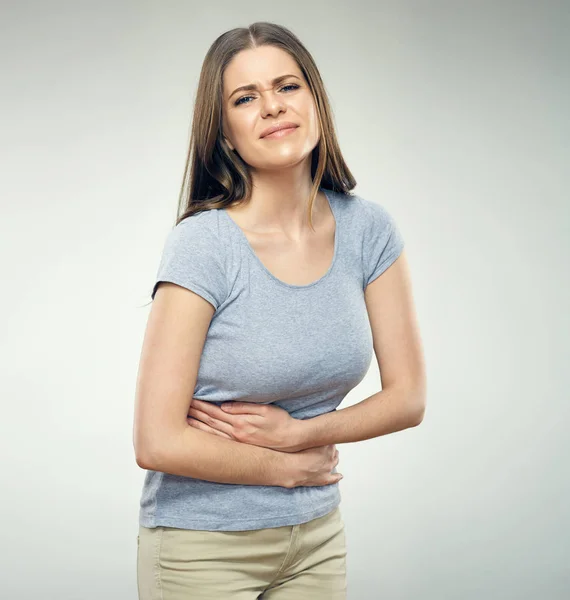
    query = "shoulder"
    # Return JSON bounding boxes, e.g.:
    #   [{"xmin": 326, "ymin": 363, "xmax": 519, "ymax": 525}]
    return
[
  {"xmin": 337, "ymin": 192, "xmax": 404, "ymax": 287},
  {"xmin": 152, "ymin": 208, "xmax": 228, "ymax": 307},
  {"xmin": 327, "ymin": 189, "xmax": 393, "ymax": 224},
  {"xmin": 329, "ymin": 190, "xmax": 400, "ymax": 239},
  {"xmin": 352, "ymin": 194, "xmax": 397, "ymax": 229},
  {"xmin": 173, "ymin": 208, "xmax": 222, "ymax": 238},
  {"xmin": 161, "ymin": 209, "xmax": 224, "ymax": 255}
]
